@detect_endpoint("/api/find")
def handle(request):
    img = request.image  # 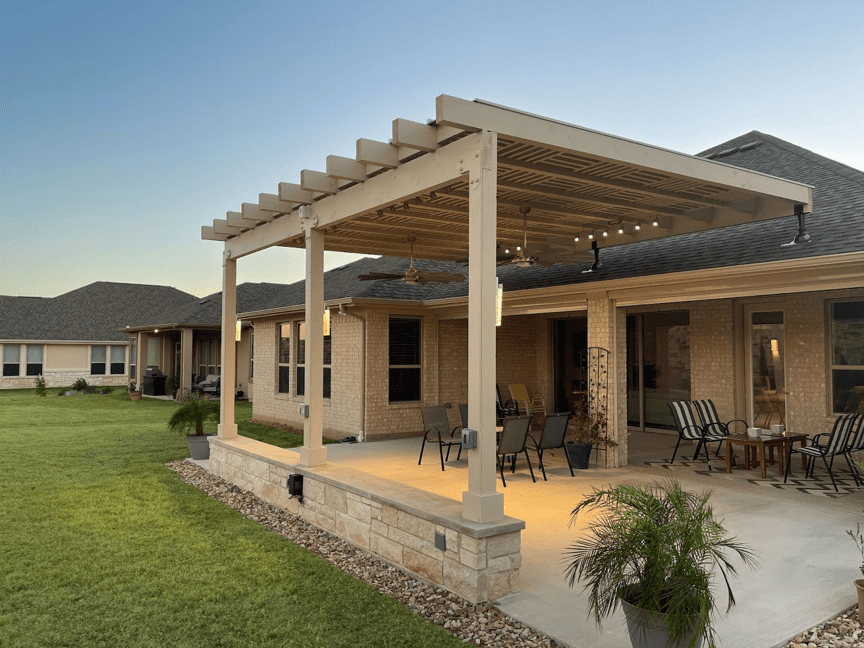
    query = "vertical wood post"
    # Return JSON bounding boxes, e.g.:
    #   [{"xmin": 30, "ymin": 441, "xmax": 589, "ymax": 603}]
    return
[{"xmin": 218, "ymin": 251, "xmax": 238, "ymax": 439}]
